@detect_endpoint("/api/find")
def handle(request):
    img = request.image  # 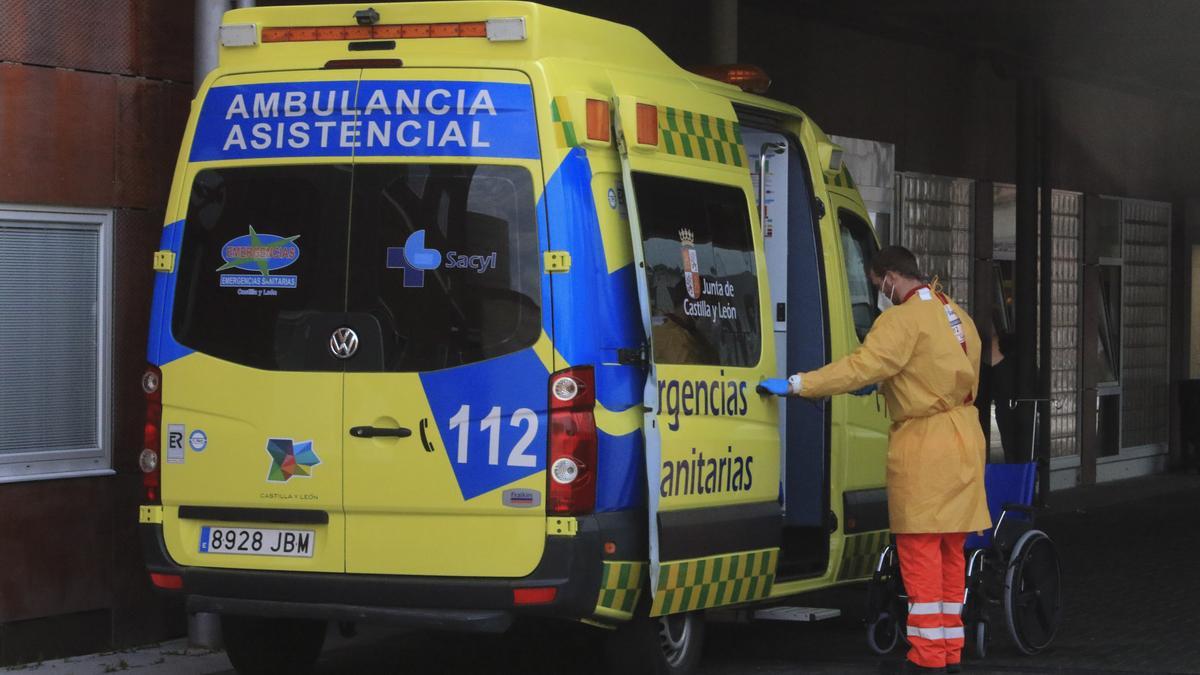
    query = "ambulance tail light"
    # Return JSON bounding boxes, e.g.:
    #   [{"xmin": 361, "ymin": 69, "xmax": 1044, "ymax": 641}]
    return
[
  {"xmin": 548, "ymin": 367, "xmax": 597, "ymax": 515},
  {"xmin": 687, "ymin": 64, "xmax": 772, "ymax": 94},
  {"xmin": 636, "ymin": 104, "xmax": 659, "ymax": 147},
  {"xmin": 140, "ymin": 365, "xmax": 162, "ymax": 504}
]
